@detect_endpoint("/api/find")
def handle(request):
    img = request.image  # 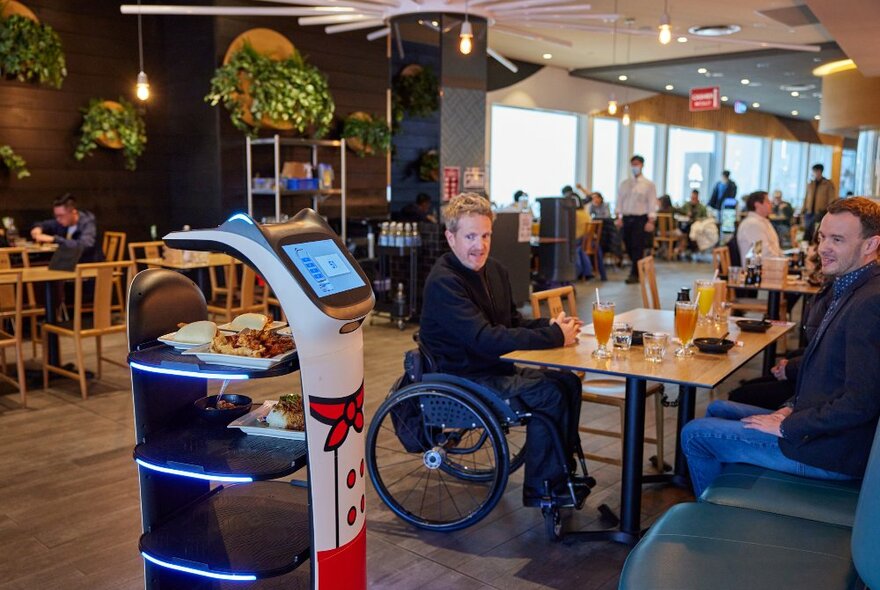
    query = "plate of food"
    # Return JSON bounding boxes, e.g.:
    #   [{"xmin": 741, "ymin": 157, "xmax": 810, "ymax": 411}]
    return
[
  {"xmin": 158, "ymin": 320, "xmax": 219, "ymax": 350},
  {"xmin": 183, "ymin": 327, "xmax": 296, "ymax": 369},
  {"xmin": 227, "ymin": 395, "xmax": 305, "ymax": 440},
  {"xmin": 217, "ymin": 312, "xmax": 287, "ymax": 333}
]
